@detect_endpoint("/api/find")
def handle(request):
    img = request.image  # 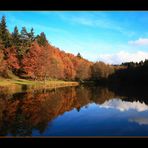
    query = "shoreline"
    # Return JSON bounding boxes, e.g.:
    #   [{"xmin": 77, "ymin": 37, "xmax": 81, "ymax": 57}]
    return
[{"xmin": 0, "ymin": 78, "xmax": 79, "ymax": 94}]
